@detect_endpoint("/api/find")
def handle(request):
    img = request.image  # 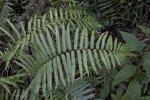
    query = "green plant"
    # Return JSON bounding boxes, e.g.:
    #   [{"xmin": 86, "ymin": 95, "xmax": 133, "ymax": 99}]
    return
[
  {"xmin": 0, "ymin": 7, "xmax": 100, "ymax": 70},
  {"xmin": 0, "ymin": 4, "xmax": 133, "ymax": 99},
  {"xmin": 0, "ymin": 0, "xmax": 13, "ymax": 24},
  {"xmin": 138, "ymin": 25, "xmax": 150, "ymax": 38},
  {"xmin": 86, "ymin": 0, "xmax": 147, "ymax": 30},
  {"xmin": 0, "ymin": 17, "xmax": 131, "ymax": 99},
  {"xmin": 0, "ymin": 1, "xmax": 150, "ymax": 100},
  {"xmin": 0, "ymin": 78, "xmax": 95, "ymax": 100},
  {"xmin": 0, "ymin": 73, "xmax": 25, "ymax": 94}
]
